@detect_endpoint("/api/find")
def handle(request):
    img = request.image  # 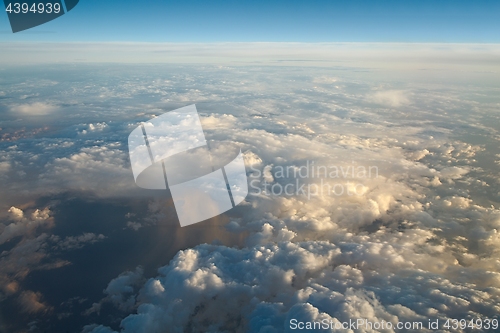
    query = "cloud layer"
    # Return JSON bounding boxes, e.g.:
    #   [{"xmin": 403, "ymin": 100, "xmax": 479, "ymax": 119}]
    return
[{"xmin": 0, "ymin": 56, "xmax": 499, "ymax": 332}]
